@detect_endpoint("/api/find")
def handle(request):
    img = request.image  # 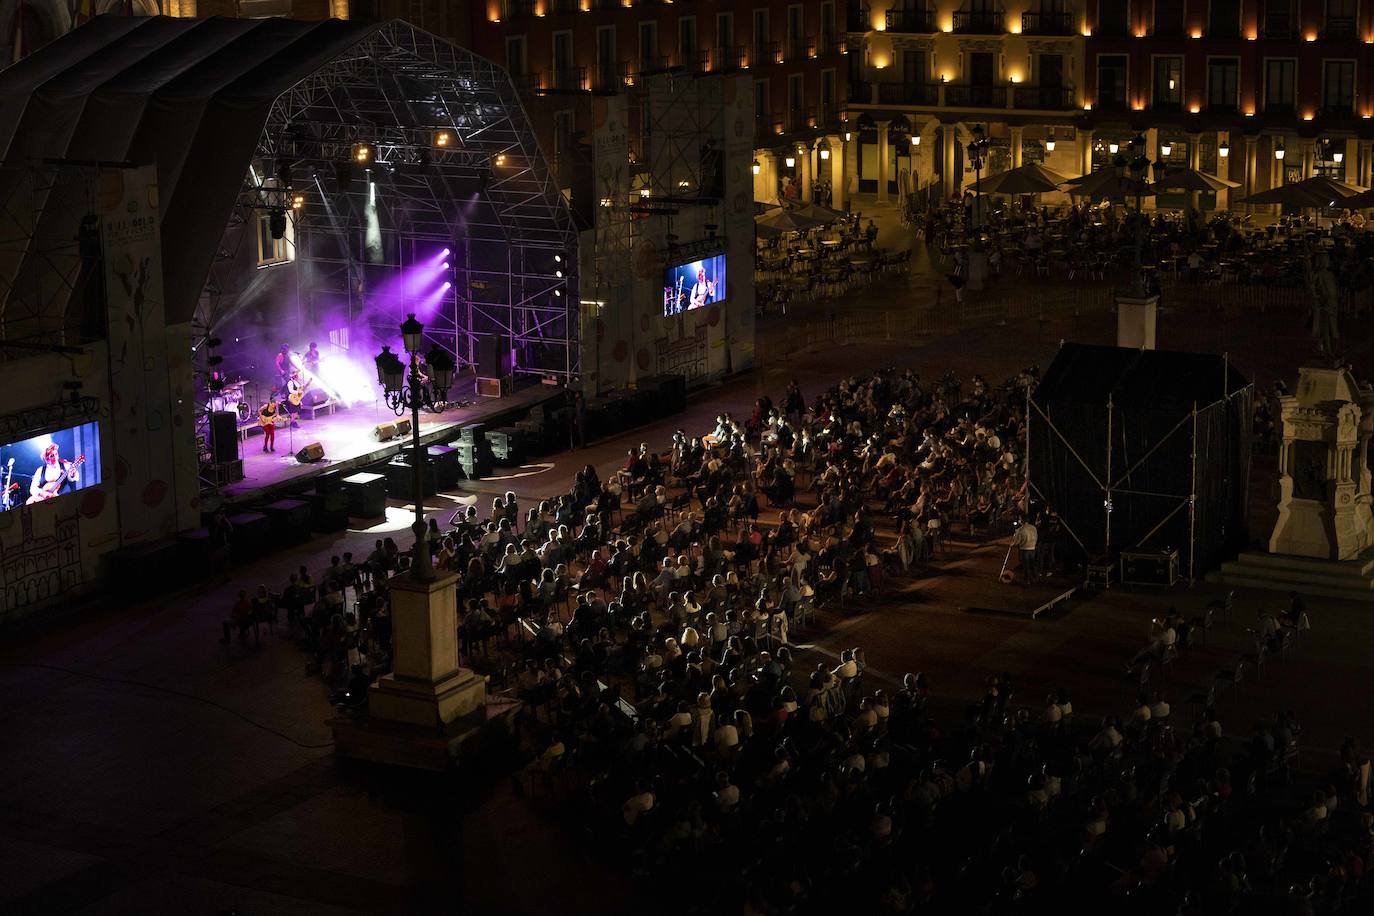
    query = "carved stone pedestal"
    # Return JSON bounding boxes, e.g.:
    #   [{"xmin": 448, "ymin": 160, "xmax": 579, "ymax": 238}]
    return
[
  {"xmin": 330, "ymin": 570, "xmax": 487, "ymax": 770},
  {"xmin": 1269, "ymin": 364, "xmax": 1374, "ymax": 560}
]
